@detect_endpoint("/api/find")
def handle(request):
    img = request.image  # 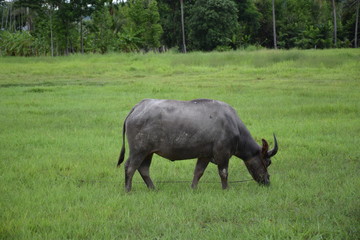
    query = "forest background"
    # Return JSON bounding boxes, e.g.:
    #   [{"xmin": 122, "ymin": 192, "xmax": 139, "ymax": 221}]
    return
[{"xmin": 0, "ymin": 0, "xmax": 359, "ymax": 56}]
